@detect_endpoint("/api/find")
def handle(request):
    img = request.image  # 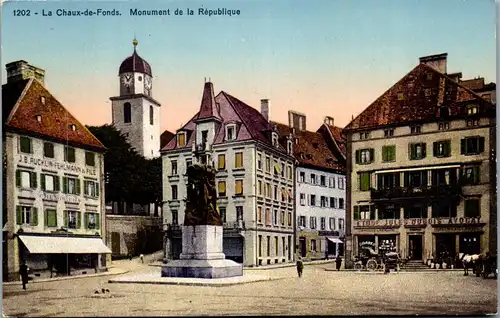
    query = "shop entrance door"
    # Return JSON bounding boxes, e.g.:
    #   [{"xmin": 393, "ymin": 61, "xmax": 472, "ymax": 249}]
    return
[
  {"xmin": 460, "ymin": 234, "xmax": 481, "ymax": 255},
  {"xmin": 408, "ymin": 235, "xmax": 423, "ymax": 260},
  {"xmin": 299, "ymin": 237, "xmax": 306, "ymax": 258}
]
